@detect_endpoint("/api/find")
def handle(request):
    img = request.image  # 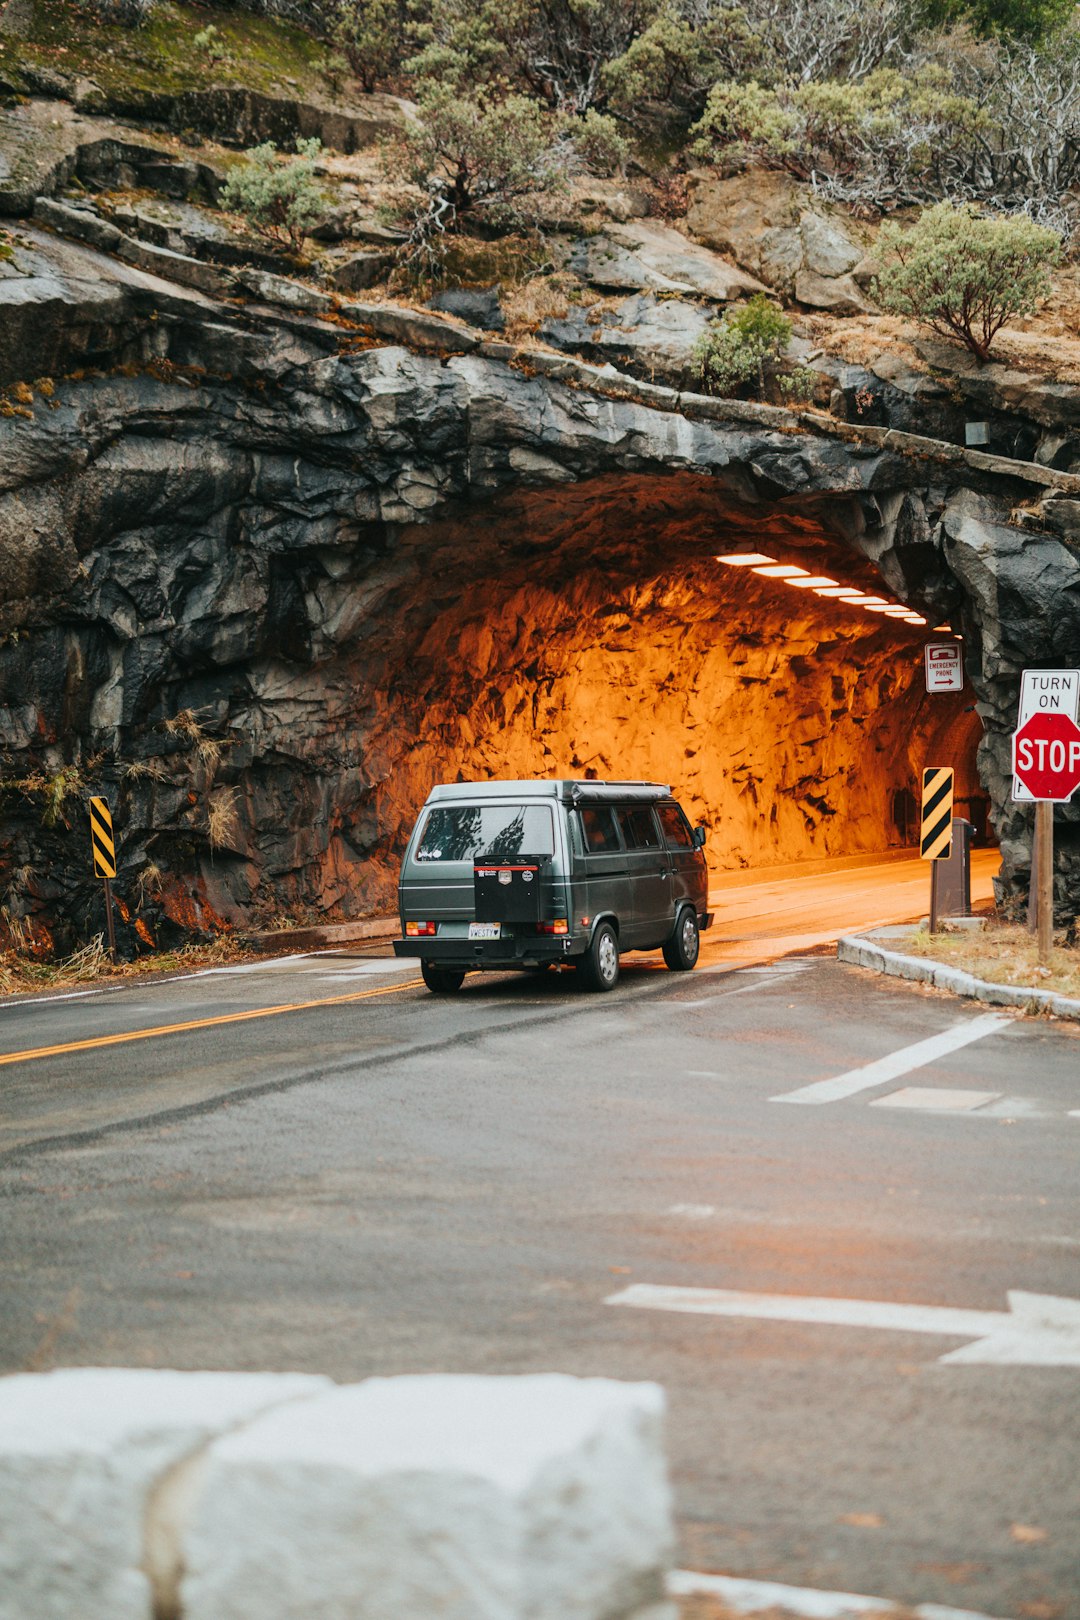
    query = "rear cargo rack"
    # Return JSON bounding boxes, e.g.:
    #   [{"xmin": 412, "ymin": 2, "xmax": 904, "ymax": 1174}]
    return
[{"xmin": 566, "ymin": 781, "xmax": 670, "ymax": 804}]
